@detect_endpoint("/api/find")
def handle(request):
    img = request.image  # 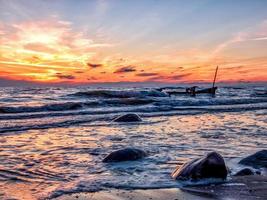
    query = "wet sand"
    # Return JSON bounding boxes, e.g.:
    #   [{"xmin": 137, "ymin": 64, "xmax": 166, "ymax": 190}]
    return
[
  {"xmin": 55, "ymin": 175, "xmax": 267, "ymax": 200},
  {"xmin": 54, "ymin": 188, "xmax": 211, "ymax": 200}
]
